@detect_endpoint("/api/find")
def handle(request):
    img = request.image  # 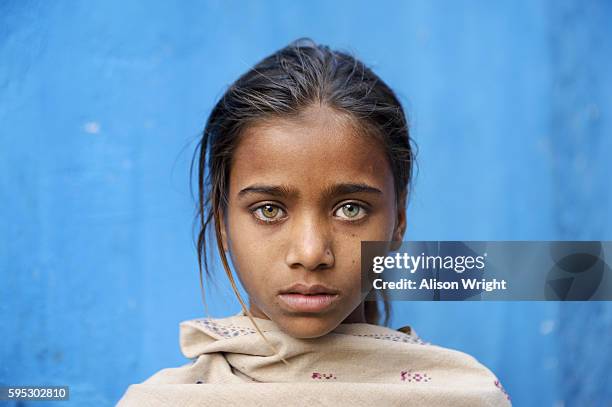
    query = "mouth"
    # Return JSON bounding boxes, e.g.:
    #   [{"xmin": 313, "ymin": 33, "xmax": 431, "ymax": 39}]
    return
[{"xmin": 277, "ymin": 283, "xmax": 340, "ymax": 313}]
